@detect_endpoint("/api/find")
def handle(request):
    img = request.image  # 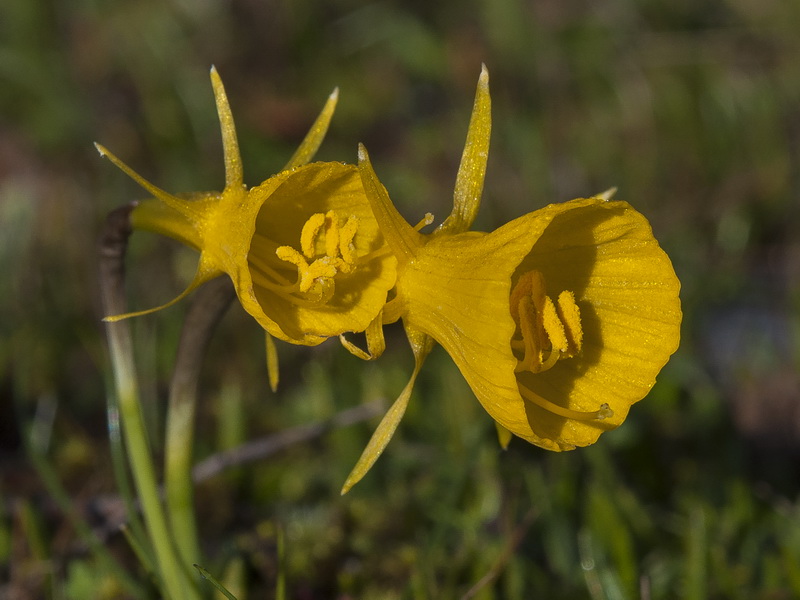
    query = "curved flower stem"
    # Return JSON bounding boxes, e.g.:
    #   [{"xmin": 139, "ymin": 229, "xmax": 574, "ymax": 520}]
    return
[
  {"xmin": 165, "ymin": 275, "xmax": 235, "ymax": 569},
  {"xmin": 98, "ymin": 204, "xmax": 200, "ymax": 600}
]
